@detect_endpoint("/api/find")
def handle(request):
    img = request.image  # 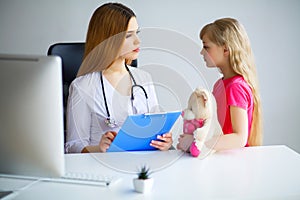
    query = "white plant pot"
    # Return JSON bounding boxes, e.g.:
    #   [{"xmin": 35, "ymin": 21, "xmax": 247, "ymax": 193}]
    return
[{"xmin": 133, "ymin": 178, "xmax": 154, "ymax": 193}]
